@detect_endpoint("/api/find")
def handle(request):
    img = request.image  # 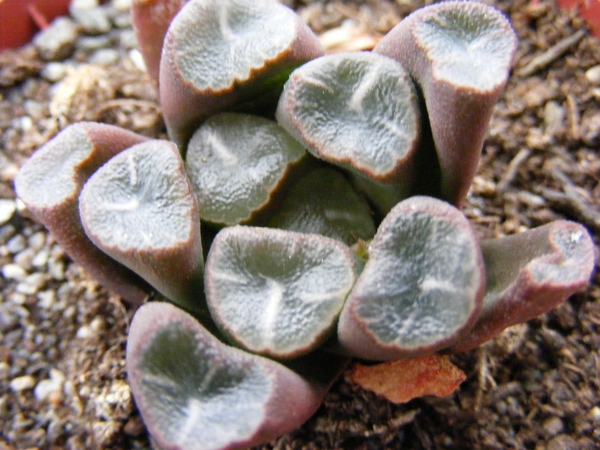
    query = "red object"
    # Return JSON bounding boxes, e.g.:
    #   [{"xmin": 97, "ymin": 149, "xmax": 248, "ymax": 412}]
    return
[
  {"xmin": 556, "ymin": 0, "xmax": 600, "ymax": 37},
  {"xmin": 0, "ymin": 0, "xmax": 71, "ymax": 50}
]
